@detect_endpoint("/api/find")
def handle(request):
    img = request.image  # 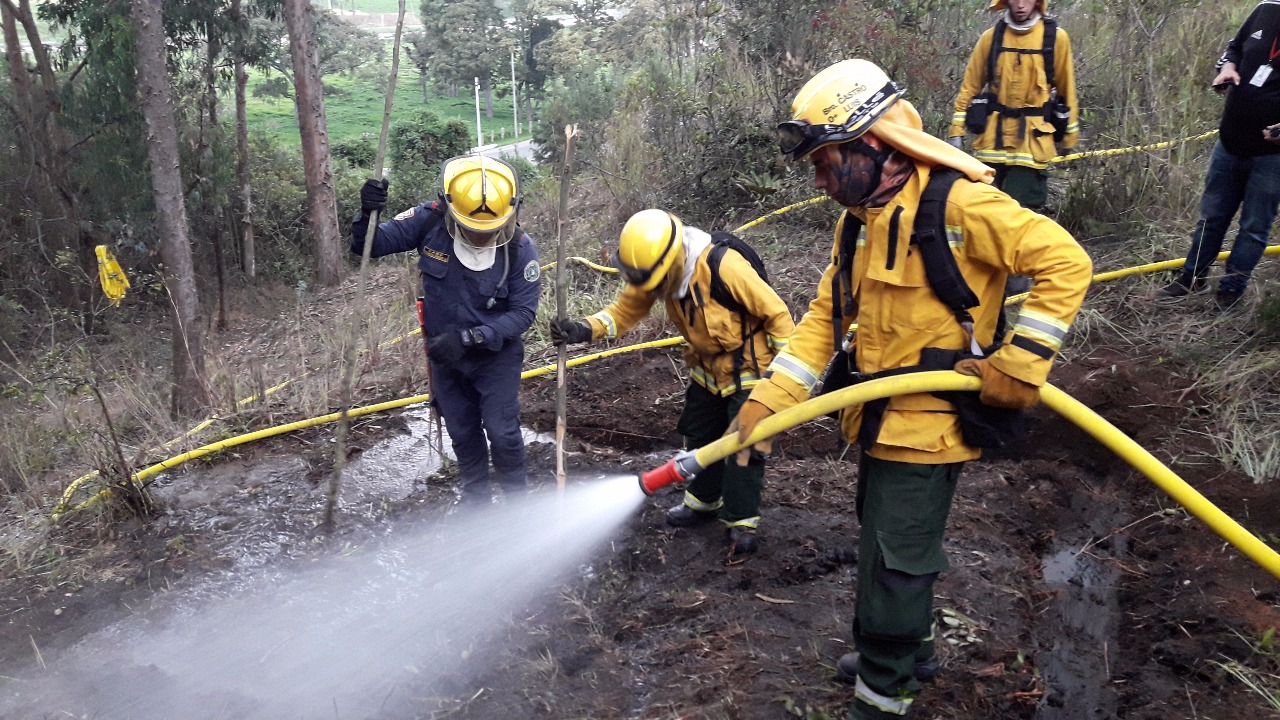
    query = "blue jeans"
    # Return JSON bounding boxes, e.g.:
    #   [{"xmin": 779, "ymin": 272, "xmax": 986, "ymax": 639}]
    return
[{"xmin": 1184, "ymin": 141, "xmax": 1280, "ymax": 293}]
